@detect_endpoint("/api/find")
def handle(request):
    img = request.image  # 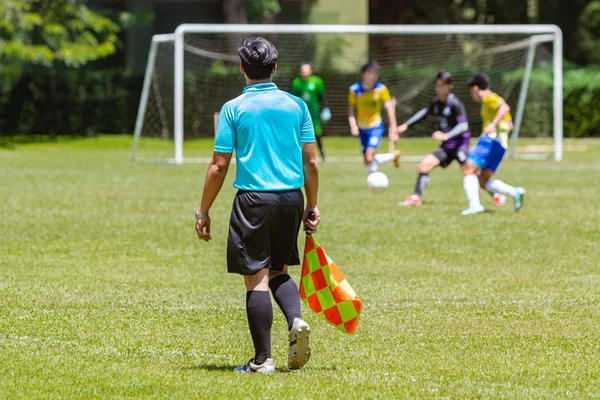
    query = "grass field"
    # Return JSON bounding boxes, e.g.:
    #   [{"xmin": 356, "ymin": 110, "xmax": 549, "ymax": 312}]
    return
[{"xmin": 1, "ymin": 136, "xmax": 599, "ymax": 399}]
